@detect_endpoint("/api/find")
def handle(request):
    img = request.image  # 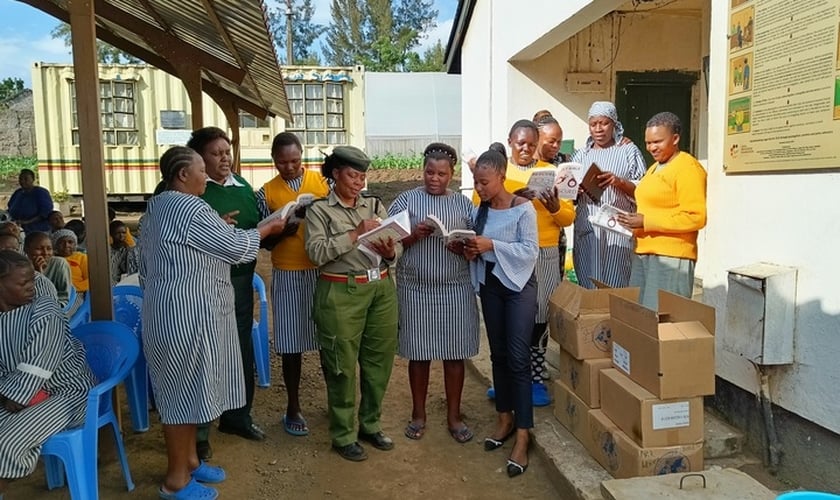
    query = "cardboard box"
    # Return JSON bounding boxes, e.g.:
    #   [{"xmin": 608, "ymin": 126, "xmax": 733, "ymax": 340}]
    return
[
  {"xmin": 609, "ymin": 291, "xmax": 716, "ymax": 399},
  {"xmin": 548, "ymin": 281, "xmax": 639, "ymax": 360},
  {"xmin": 600, "ymin": 368, "xmax": 704, "ymax": 448},
  {"xmin": 553, "ymin": 380, "xmax": 594, "ymax": 451},
  {"xmin": 558, "ymin": 348, "xmax": 612, "ymax": 408},
  {"xmin": 588, "ymin": 410, "xmax": 704, "ymax": 479}
]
